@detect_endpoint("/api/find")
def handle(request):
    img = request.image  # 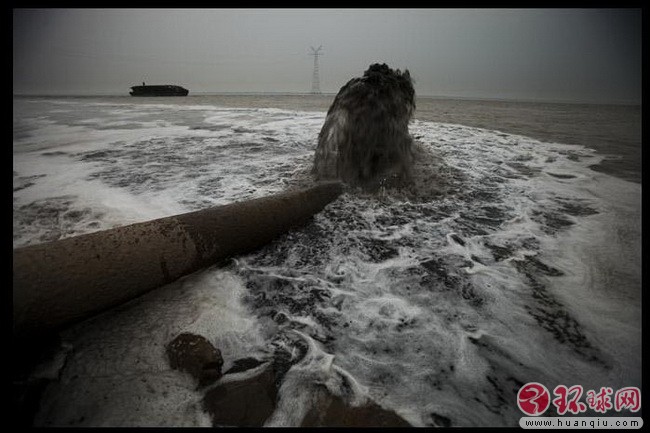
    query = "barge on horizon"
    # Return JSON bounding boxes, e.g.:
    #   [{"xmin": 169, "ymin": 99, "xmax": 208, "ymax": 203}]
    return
[{"xmin": 130, "ymin": 83, "xmax": 189, "ymax": 96}]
